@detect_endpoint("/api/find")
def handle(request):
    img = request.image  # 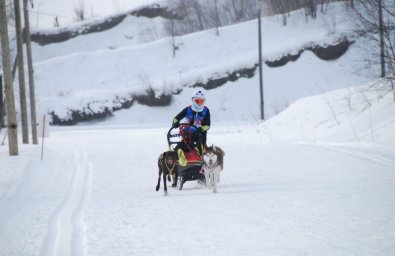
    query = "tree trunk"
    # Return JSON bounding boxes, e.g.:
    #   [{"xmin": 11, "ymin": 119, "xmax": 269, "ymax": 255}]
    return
[
  {"xmin": 0, "ymin": 0, "xmax": 19, "ymax": 155},
  {"xmin": 214, "ymin": 0, "xmax": 220, "ymax": 36},
  {"xmin": 258, "ymin": 10, "xmax": 264, "ymax": 120},
  {"xmin": 192, "ymin": 0, "xmax": 204, "ymax": 30},
  {"xmin": 378, "ymin": 0, "xmax": 386, "ymax": 77},
  {"xmin": 14, "ymin": 0, "xmax": 29, "ymax": 144},
  {"xmin": 0, "ymin": 76, "xmax": 4, "ymax": 128},
  {"xmin": 23, "ymin": 0, "xmax": 38, "ymax": 144}
]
